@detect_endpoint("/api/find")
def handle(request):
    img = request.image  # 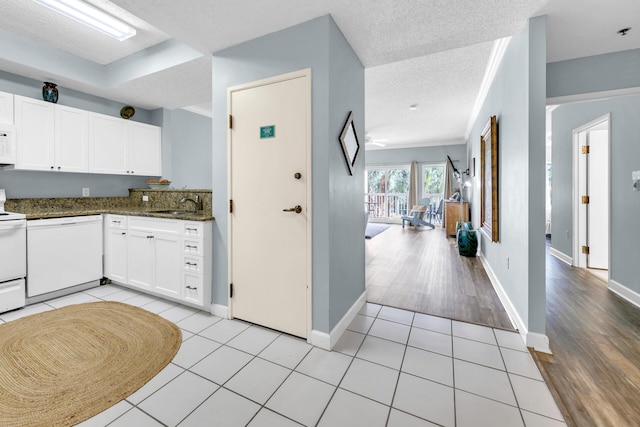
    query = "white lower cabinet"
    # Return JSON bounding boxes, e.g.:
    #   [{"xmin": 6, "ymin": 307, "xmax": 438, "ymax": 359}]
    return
[
  {"xmin": 105, "ymin": 227, "xmax": 128, "ymax": 284},
  {"xmin": 103, "ymin": 214, "xmax": 211, "ymax": 310}
]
